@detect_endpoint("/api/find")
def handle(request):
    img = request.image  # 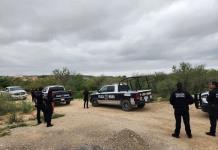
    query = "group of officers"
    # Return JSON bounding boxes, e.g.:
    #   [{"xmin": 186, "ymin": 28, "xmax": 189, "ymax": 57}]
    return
[
  {"xmin": 32, "ymin": 87, "xmax": 89, "ymax": 127},
  {"xmin": 170, "ymin": 81, "xmax": 218, "ymax": 138},
  {"xmin": 31, "ymin": 88, "xmax": 54, "ymax": 127},
  {"xmin": 31, "ymin": 81, "xmax": 218, "ymax": 137}
]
